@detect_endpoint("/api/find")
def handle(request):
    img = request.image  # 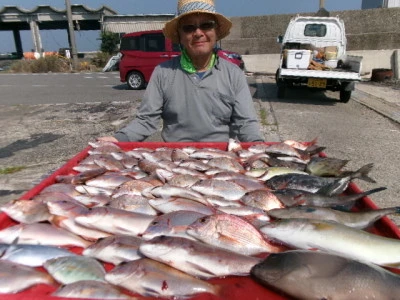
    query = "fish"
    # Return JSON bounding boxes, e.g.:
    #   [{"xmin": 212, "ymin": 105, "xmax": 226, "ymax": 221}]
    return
[
  {"xmin": 267, "ymin": 205, "xmax": 400, "ymax": 229},
  {"xmin": 85, "ymin": 173, "xmax": 132, "ymax": 189},
  {"xmin": 0, "ymin": 223, "xmax": 92, "ymax": 248},
  {"xmin": 191, "ymin": 179, "xmax": 247, "ymax": 201},
  {"xmin": 251, "ymin": 250, "xmax": 400, "ymax": 300},
  {"xmin": 259, "ymin": 218, "xmax": 400, "ymax": 268},
  {"xmin": 148, "ymin": 197, "xmax": 215, "ymax": 215},
  {"xmin": 82, "ymin": 235, "xmax": 143, "ymax": 265},
  {"xmin": 44, "ymin": 256, "xmax": 106, "ymax": 284},
  {"xmin": 111, "ymin": 179, "xmax": 155, "ymax": 198},
  {"xmin": 0, "ymin": 260, "xmax": 55, "ymax": 293},
  {"xmin": 253, "ymin": 167, "xmax": 309, "ymax": 181},
  {"xmin": 187, "ymin": 213, "xmax": 283, "ymax": 255},
  {"xmin": 107, "ymin": 194, "xmax": 158, "ymax": 215},
  {"xmin": 105, "ymin": 258, "xmax": 219, "ymax": 298},
  {"xmin": 69, "ymin": 167, "xmax": 108, "ymax": 184},
  {"xmin": 141, "ymin": 210, "xmax": 207, "ymax": 241},
  {"xmin": 148, "ymin": 184, "xmax": 208, "ymax": 204},
  {"xmin": 265, "ymin": 163, "xmax": 376, "ymax": 195},
  {"xmin": 1, "ymin": 199, "xmax": 51, "ymax": 224},
  {"xmin": 306, "ymin": 156, "xmax": 350, "ymax": 177},
  {"xmin": 240, "ymin": 189, "xmax": 286, "ymax": 211},
  {"xmin": 283, "ymin": 137, "xmax": 318, "ymax": 151},
  {"xmin": 140, "ymin": 236, "xmax": 262, "ymax": 279},
  {"xmin": 52, "ymin": 280, "xmax": 132, "ymax": 299},
  {"xmin": 206, "ymin": 157, "xmax": 244, "ymax": 172},
  {"xmin": 267, "ymin": 187, "xmax": 387, "ymax": 208},
  {"xmin": 0, "ymin": 242, "xmax": 77, "ymax": 267},
  {"xmin": 74, "ymin": 206, "xmax": 154, "ymax": 236}
]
